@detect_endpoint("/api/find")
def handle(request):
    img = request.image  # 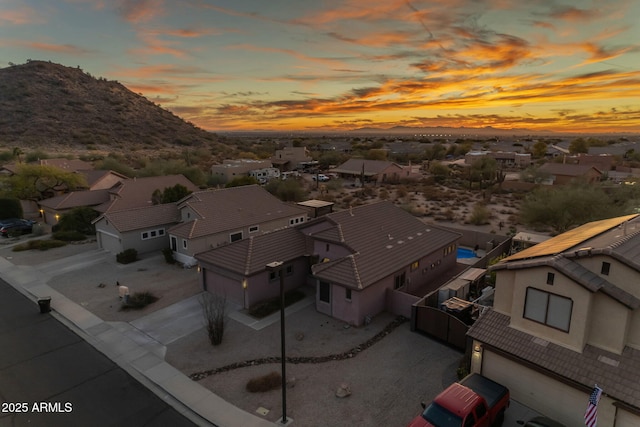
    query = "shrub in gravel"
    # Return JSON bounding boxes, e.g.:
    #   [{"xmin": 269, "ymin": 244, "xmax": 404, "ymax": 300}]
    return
[
  {"xmin": 52, "ymin": 230, "xmax": 86, "ymax": 241},
  {"xmin": 12, "ymin": 239, "xmax": 67, "ymax": 251},
  {"xmin": 246, "ymin": 371, "xmax": 281, "ymax": 393},
  {"xmin": 116, "ymin": 248, "xmax": 138, "ymax": 264}
]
